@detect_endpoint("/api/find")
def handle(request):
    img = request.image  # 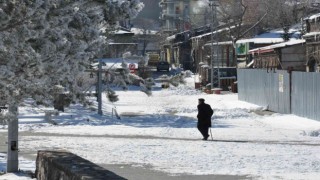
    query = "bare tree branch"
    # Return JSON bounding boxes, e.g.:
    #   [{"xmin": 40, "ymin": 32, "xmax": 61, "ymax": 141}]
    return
[{"xmin": 237, "ymin": 6, "xmax": 269, "ymax": 41}]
